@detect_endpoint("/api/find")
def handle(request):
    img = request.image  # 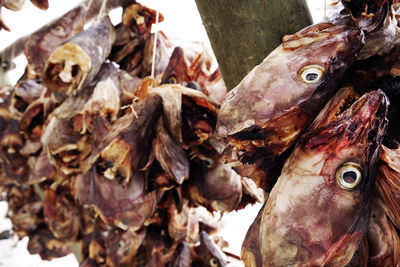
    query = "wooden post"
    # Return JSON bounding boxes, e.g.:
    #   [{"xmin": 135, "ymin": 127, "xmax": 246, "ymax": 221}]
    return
[{"xmin": 194, "ymin": 0, "xmax": 312, "ymax": 90}]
